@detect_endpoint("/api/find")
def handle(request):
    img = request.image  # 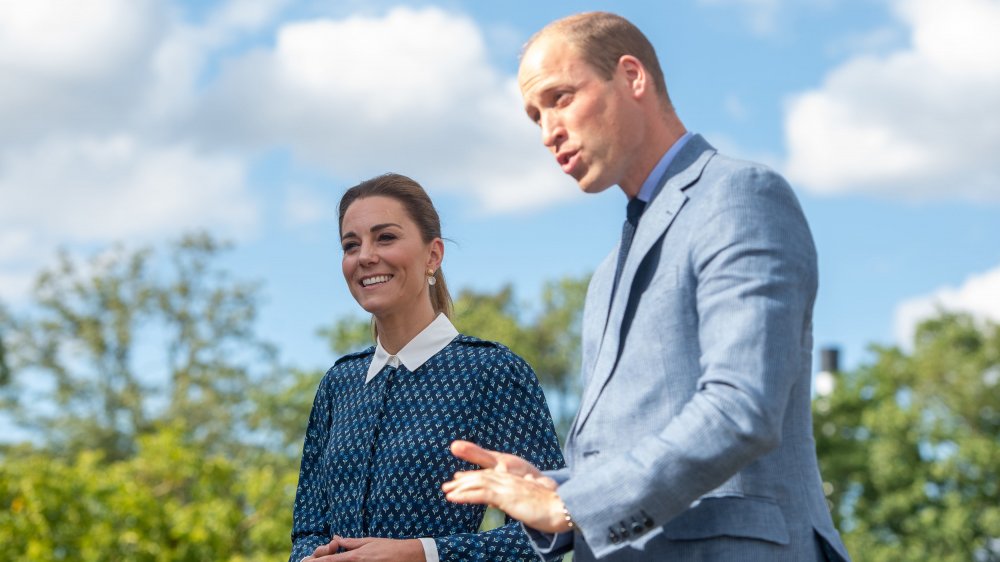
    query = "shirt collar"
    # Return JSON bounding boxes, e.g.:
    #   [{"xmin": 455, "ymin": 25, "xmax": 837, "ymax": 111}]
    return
[
  {"xmin": 365, "ymin": 313, "xmax": 459, "ymax": 383},
  {"xmin": 636, "ymin": 131, "xmax": 693, "ymax": 203}
]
